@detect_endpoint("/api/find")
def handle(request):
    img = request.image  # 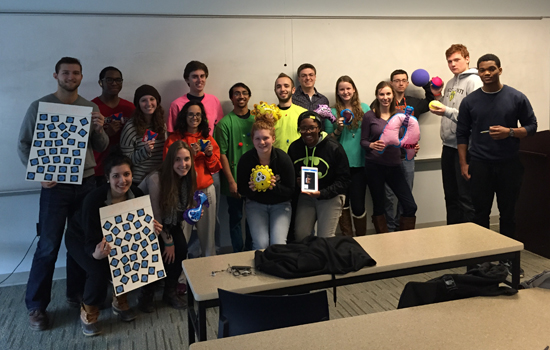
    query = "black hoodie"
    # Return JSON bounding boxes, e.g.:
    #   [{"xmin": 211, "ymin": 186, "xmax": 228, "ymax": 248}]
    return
[{"xmin": 287, "ymin": 132, "xmax": 351, "ymax": 200}]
